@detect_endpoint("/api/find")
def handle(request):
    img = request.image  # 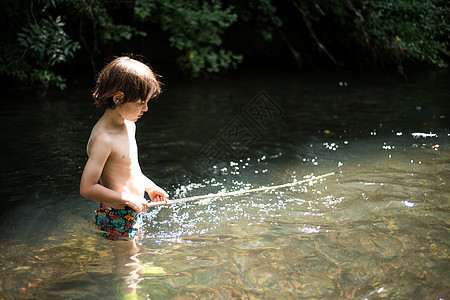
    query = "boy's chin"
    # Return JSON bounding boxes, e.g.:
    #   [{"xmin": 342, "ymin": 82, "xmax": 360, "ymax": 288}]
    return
[{"xmin": 126, "ymin": 116, "xmax": 141, "ymax": 122}]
